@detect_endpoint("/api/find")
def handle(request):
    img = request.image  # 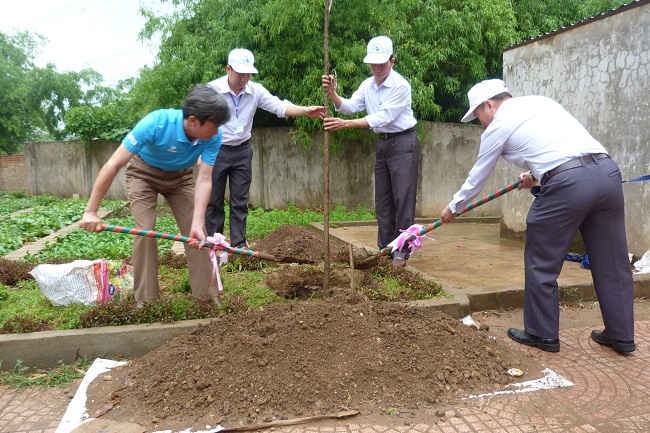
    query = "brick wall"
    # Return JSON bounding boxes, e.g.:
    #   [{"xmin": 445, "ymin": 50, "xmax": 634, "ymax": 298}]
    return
[{"xmin": 0, "ymin": 154, "xmax": 27, "ymax": 192}]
